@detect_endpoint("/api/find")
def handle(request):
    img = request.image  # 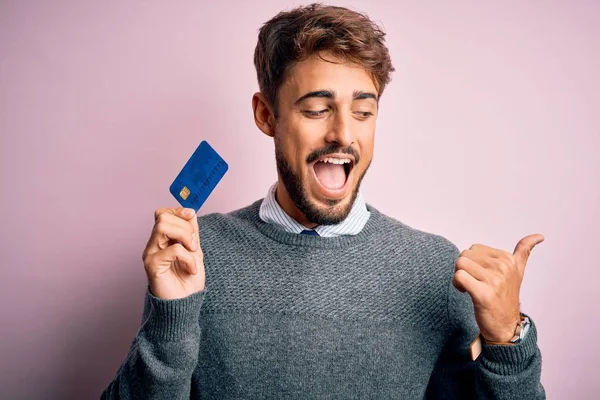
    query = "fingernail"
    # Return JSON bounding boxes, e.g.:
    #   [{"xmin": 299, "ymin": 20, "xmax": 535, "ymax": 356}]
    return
[{"xmin": 184, "ymin": 208, "xmax": 195, "ymax": 217}]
